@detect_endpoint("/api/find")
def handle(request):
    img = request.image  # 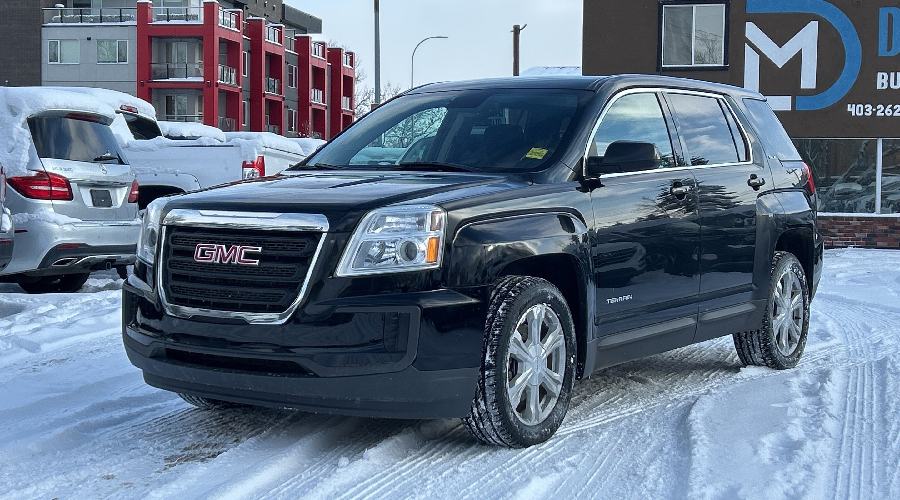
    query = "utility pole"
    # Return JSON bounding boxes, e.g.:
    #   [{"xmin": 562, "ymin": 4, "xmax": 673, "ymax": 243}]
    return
[
  {"xmin": 512, "ymin": 24, "xmax": 526, "ymax": 76},
  {"xmin": 374, "ymin": 0, "xmax": 382, "ymax": 105}
]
